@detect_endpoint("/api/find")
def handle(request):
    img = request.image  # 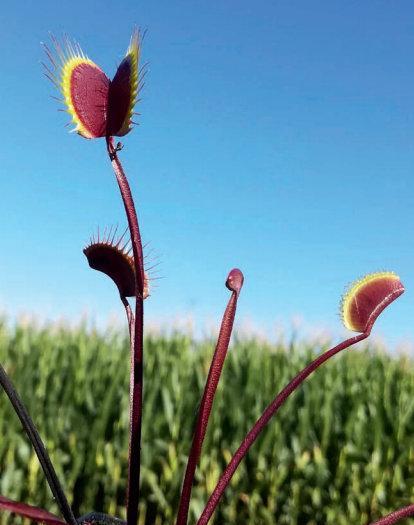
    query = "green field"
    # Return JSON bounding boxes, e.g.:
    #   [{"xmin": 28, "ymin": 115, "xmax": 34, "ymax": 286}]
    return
[{"xmin": 0, "ymin": 320, "xmax": 414, "ymax": 525}]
